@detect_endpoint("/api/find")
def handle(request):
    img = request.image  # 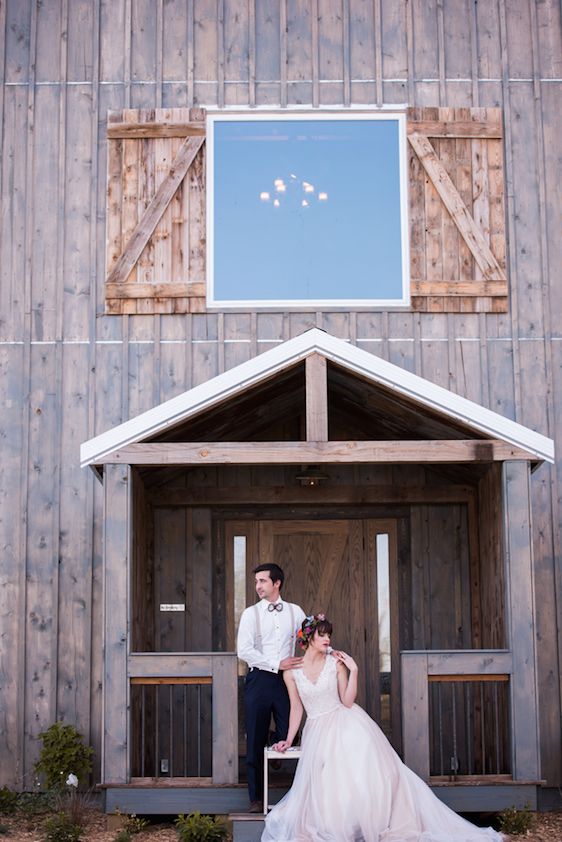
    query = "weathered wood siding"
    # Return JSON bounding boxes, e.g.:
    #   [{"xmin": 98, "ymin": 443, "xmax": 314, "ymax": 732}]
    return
[{"xmin": 0, "ymin": 0, "xmax": 560, "ymax": 790}]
